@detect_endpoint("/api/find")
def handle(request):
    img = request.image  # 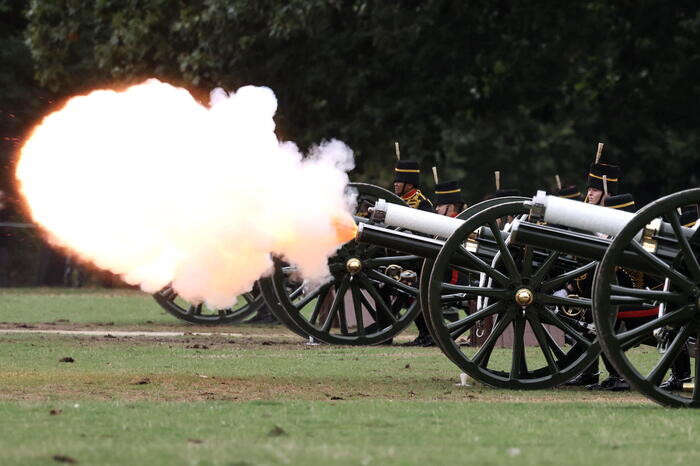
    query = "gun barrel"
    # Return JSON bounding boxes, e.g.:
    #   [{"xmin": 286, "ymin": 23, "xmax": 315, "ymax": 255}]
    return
[
  {"xmin": 370, "ymin": 199, "xmax": 464, "ymax": 238},
  {"xmin": 510, "ymin": 220, "xmax": 682, "ymax": 274}
]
